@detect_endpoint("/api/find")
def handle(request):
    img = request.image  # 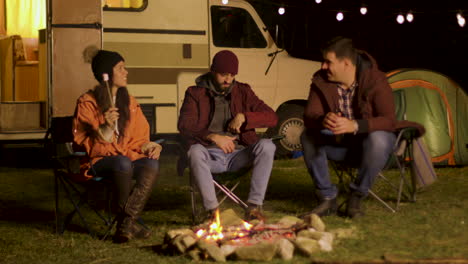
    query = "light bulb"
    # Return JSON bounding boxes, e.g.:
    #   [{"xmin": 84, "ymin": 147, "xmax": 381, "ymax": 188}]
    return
[
  {"xmin": 457, "ymin": 13, "xmax": 463, "ymax": 20},
  {"xmin": 336, "ymin": 12, "xmax": 344, "ymax": 21},
  {"xmin": 396, "ymin": 14, "xmax": 404, "ymax": 24},
  {"xmin": 278, "ymin": 7, "xmax": 285, "ymax": 15},
  {"xmin": 222, "ymin": 0, "xmax": 228, "ymax": 4},
  {"xmin": 360, "ymin": 7, "xmax": 367, "ymax": 15},
  {"xmin": 315, "ymin": 0, "xmax": 322, "ymax": 3},
  {"xmin": 458, "ymin": 16, "xmax": 466, "ymax": 27},
  {"xmin": 406, "ymin": 12, "xmax": 414, "ymax": 23}
]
